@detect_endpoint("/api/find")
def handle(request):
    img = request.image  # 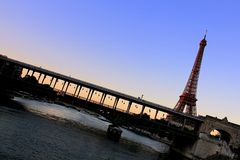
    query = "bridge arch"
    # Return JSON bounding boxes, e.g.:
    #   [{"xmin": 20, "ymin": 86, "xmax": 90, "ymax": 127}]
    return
[
  {"xmin": 199, "ymin": 116, "xmax": 240, "ymax": 146},
  {"xmin": 209, "ymin": 129, "xmax": 232, "ymax": 144}
]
